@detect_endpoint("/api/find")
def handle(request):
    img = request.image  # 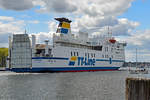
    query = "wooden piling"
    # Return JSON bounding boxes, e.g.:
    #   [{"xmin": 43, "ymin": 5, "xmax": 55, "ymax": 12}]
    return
[{"xmin": 126, "ymin": 78, "xmax": 150, "ymax": 100}]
